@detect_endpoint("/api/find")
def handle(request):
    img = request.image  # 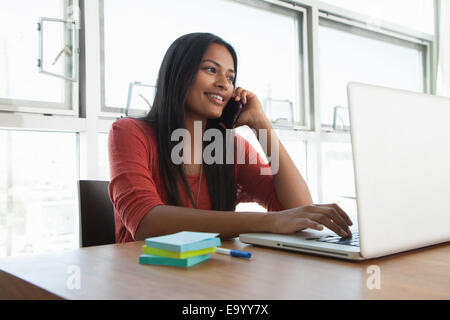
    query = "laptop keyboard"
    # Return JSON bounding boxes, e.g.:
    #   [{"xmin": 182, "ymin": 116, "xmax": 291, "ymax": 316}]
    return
[{"xmin": 308, "ymin": 231, "xmax": 360, "ymax": 247}]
